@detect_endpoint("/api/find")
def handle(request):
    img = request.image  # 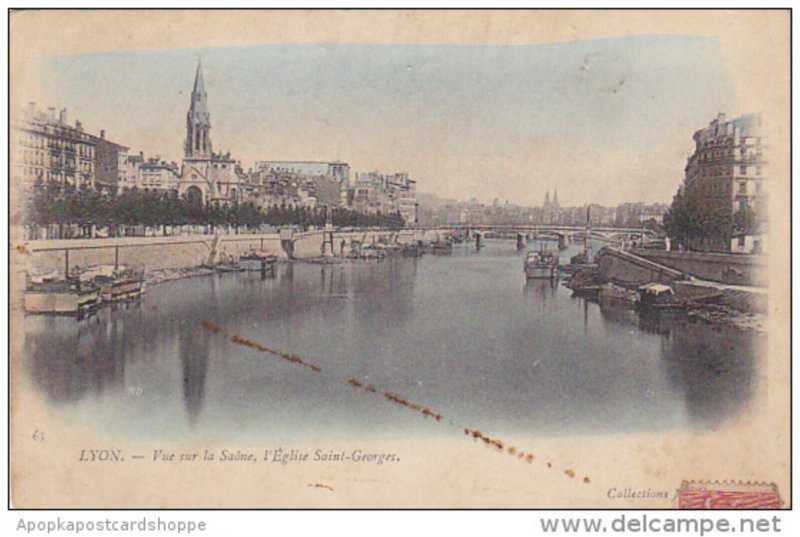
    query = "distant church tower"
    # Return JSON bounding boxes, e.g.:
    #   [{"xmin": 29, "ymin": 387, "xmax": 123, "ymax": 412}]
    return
[
  {"xmin": 178, "ymin": 59, "xmax": 245, "ymax": 205},
  {"xmin": 185, "ymin": 60, "xmax": 212, "ymax": 159}
]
